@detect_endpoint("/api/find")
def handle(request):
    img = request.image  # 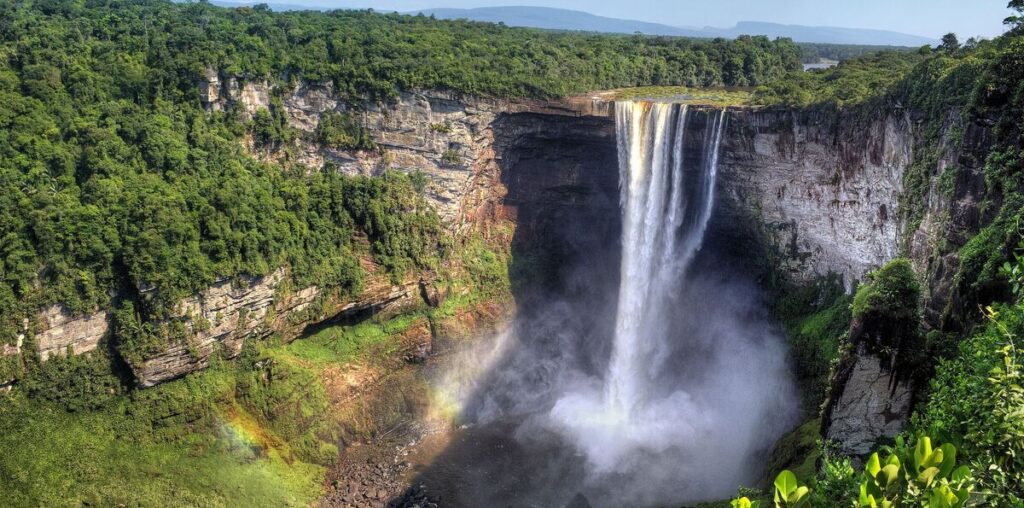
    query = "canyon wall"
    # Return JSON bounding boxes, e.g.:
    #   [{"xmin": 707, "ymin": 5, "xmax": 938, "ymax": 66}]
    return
[
  {"xmin": 705, "ymin": 105, "xmax": 990, "ymax": 455},
  {"xmin": 714, "ymin": 109, "xmax": 912, "ymax": 288},
  {"xmin": 16, "ymin": 72, "xmax": 990, "ymax": 459},
  {"xmin": 7, "ymin": 77, "xmax": 615, "ymax": 389}
]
